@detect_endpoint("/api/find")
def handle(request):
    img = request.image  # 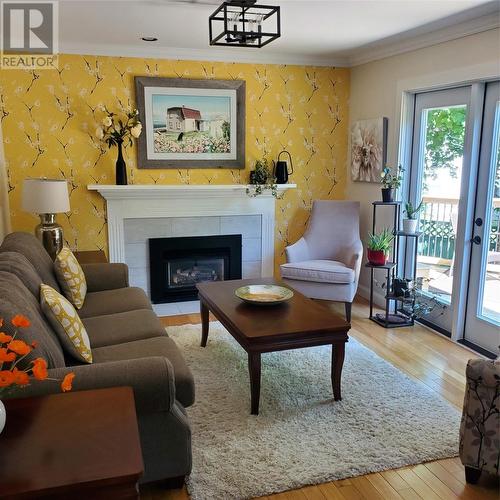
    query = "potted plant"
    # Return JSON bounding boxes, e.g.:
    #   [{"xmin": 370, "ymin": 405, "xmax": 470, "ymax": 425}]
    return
[
  {"xmin": 380, "ymin": 165, "xmax": 404, "ymax": 202},
  {"xmin": 403, "ymin": 200, "xmax": 423, "ymax": 233},
  {"xmin": 247, "ymin": 157, "xmax": 281, "ymax": 198},
  {"xmin": 0, "ymin": 314, "xmax": 75, "ymax": 434},
  {"xmin": 367, "ymin": 228, "xmax": 394, "ymax": 266}
]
